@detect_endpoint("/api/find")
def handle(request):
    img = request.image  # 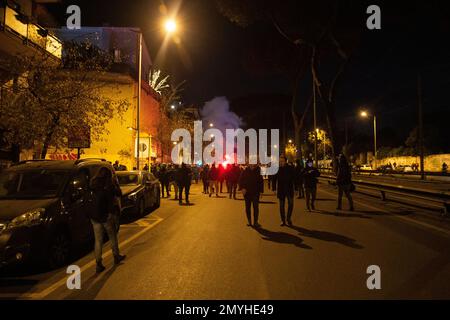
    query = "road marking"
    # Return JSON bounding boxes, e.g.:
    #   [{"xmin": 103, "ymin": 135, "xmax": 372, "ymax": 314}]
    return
[
  {"xmin": 319, "ymin": 188, "xmax": 450, "ymax": 237},
  {"xmin": 0, "ymin": 215, "xmax": 164, "ymax": 300}
]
